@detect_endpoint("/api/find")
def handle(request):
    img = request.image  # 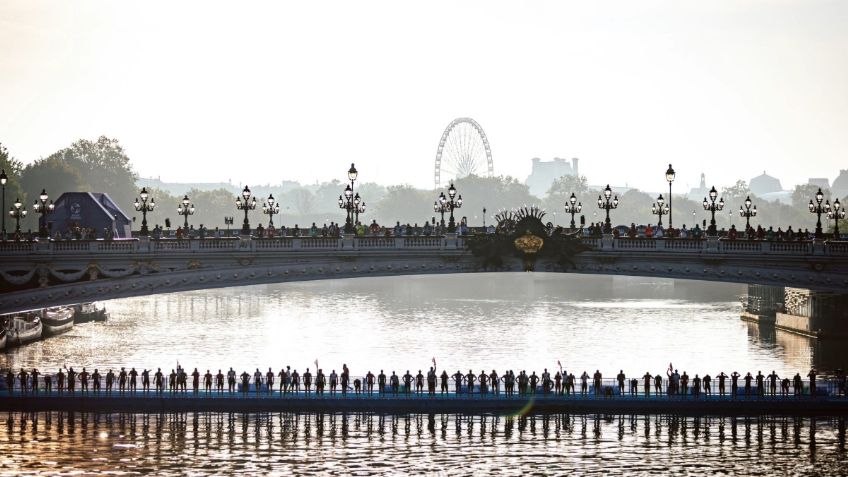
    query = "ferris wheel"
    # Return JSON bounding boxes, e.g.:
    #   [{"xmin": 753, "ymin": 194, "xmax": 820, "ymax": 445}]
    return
[{"xmin": 434, "ymin": 118, "xmax": 493, "ymax": 189}]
